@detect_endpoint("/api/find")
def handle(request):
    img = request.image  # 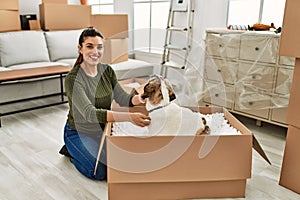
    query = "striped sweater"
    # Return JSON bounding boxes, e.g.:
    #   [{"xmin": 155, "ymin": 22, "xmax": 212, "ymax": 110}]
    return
[{"xmin": 65, "ymin": 63, "xmax": 133, "ymax": 134}]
